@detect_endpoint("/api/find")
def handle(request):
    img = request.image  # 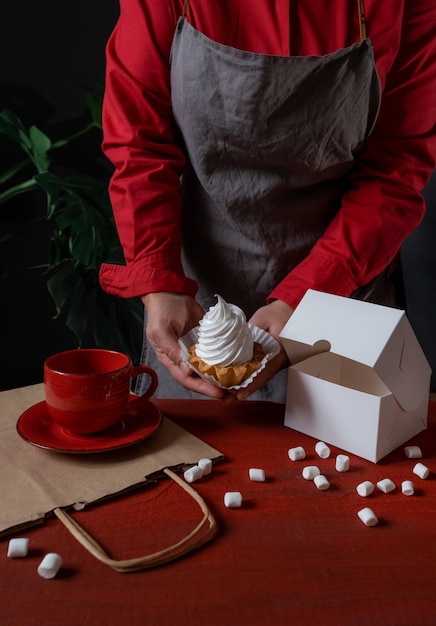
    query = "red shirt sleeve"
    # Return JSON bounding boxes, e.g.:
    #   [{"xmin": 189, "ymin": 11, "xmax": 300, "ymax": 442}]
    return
[
  {"xmin": 99, "ymin": 0, "xmax": 197, "ymax": 298},
  {"xmin": 269, "ymin": 0, "xmax": 436, "ymax": 307}
]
